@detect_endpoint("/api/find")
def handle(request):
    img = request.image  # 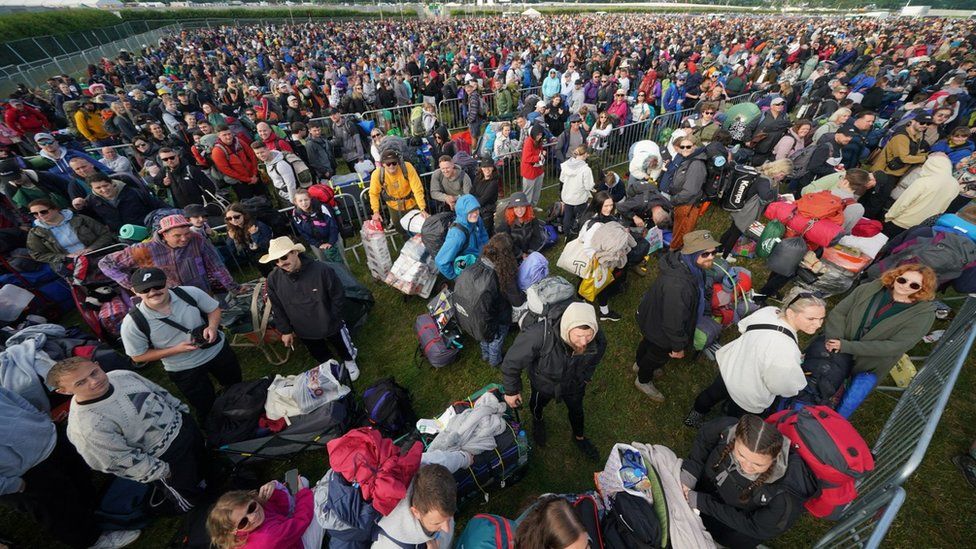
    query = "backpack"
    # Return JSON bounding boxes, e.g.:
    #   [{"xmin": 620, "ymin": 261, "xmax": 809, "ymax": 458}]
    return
[
  {"xmin": 719, "ymin": 165, "xmax": 761, "ymax": 212},
  {"xmin": 361, "ymin": 377, "xmax": 418, "ymax": 438},
  {"xmin": 204, "ymin": 377, "xmax": 273, "ymax": 447},
  {"xmin": 700, "ymin": 144, "xmax": 731, "ymax": 201},
  {"xmin": 787, "ymin": 142, "xmax": 819, "ymax": 180},
  {"xmin": 241, "ymin": 196, "xmax": 291, "ymax": 236},
  {"xmin": 127, "ymin": 287, "xmax": 207, "ymax": 349},
  {"xmin": 602, "ymin": 492, "xmax": 663, "ymax": 549},
  {"xmin": 415, "ymin": 313, "xmax": 460, "ymax": 368},
  {"xmin": 766, "ymin": 405, "xmax": 874, "ymax": 520},
  {"xmin": 281, "ymin": 152, "xmax": 314, "ymax": 187},
  {"xmin": 453, "ymin": 259, "xmax": 499, "ymax": 342},
  {"xmin": 657, "ymin": 154, "xmax": 685, "ymax": 195},
  {"xmin": 308, "ymin": 183, "xmax": 337, "ymax": 208},
  {"xmin": 421, "ymin": 211, "xmax": 470, "ymax": 257},
  {"xmin": 795, "ymin": 190, "xmax": 851, "ymax": 226},
  {"xmin": 455, "ymin": 514, "xmax": 516, "ymax": 549},
  {"xmin": 452, "ymin": 150, "xmax": 479, "ymax": 183},
  {"xmin": 784, "ymin": 336, "xmax": 854, "ymax": 409}
]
